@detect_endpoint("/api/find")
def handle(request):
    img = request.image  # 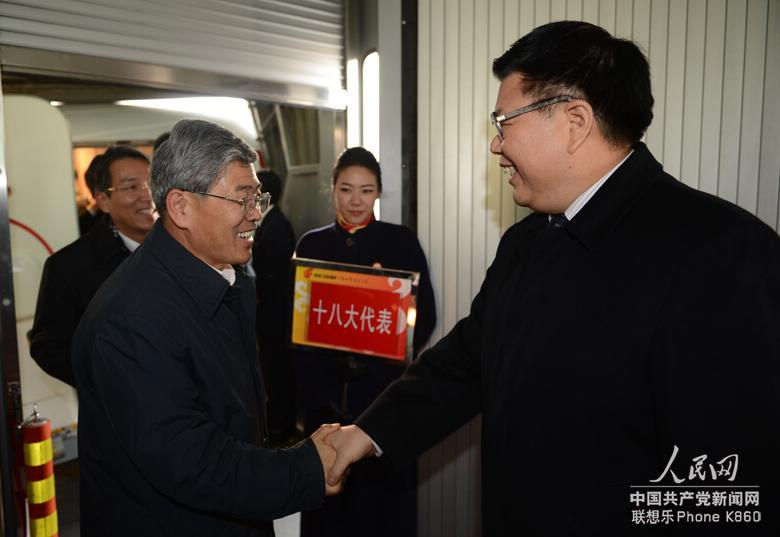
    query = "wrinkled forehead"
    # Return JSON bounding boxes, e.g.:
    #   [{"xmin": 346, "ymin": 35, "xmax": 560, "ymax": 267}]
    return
[{"xmin": 217, "ymin": 160, "xmax": 260, "ymax": 193}]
